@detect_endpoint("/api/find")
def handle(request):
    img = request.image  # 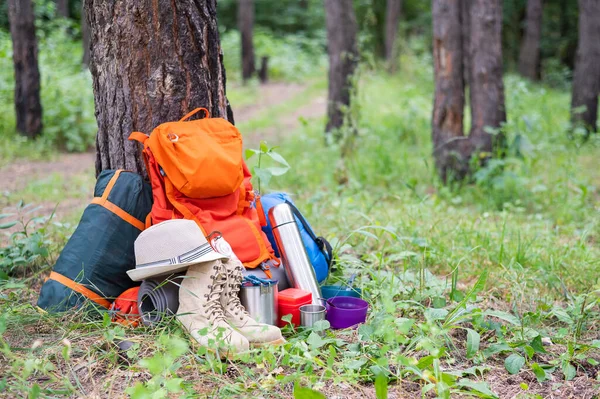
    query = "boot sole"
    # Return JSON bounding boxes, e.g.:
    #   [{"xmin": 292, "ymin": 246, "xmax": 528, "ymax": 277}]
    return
[{"xmin": 250, "ymin": 337, "xmax": 287, "ymax": 347}]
